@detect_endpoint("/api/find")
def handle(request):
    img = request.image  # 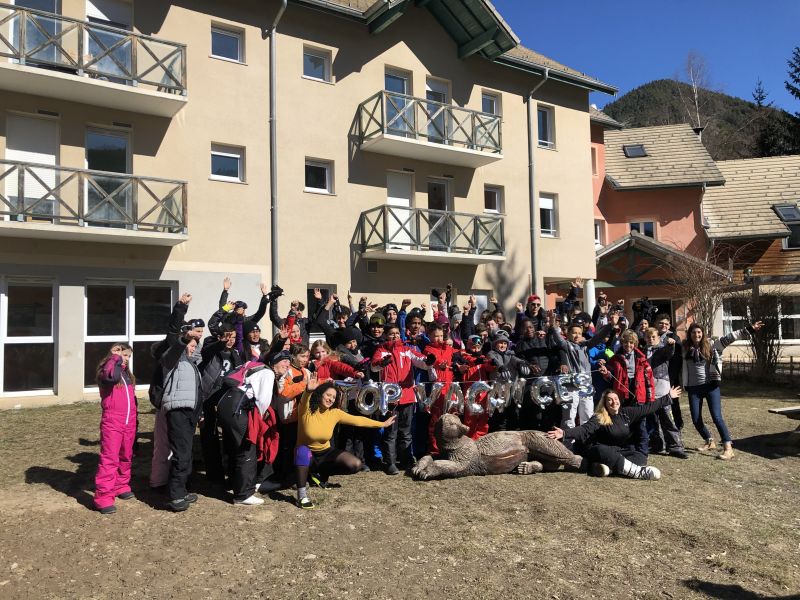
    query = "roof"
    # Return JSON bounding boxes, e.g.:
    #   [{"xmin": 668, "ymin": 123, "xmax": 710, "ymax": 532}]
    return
[
  {"xmin": 590, "ymin": 106, "xmax": 623, "ymax": 129},
  {"xmin": 290, "ymin": 0, "xmax": 616, "ymax": 93},
  {"xmin": 603, "ymin": 124, "xmax": 724, "ymax": 191},
  {"xmin": 596, "ymin": 232, "xmax": 728, "ymax": 276},
  {"xmin": 702, "ymin": 155, "xmax": 800, "ymax": 240},
  {"xmin": 496, "ymin": 45, "xmax": 617, "ymax": 94}
]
